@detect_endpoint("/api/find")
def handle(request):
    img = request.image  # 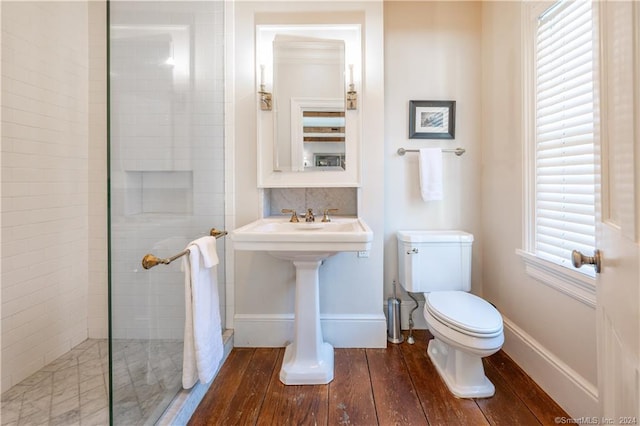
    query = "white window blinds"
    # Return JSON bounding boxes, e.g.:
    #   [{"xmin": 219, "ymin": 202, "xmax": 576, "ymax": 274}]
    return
[{"xmin": 535, "ymin": 0, "xmax": 596, "ymax": 276}]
